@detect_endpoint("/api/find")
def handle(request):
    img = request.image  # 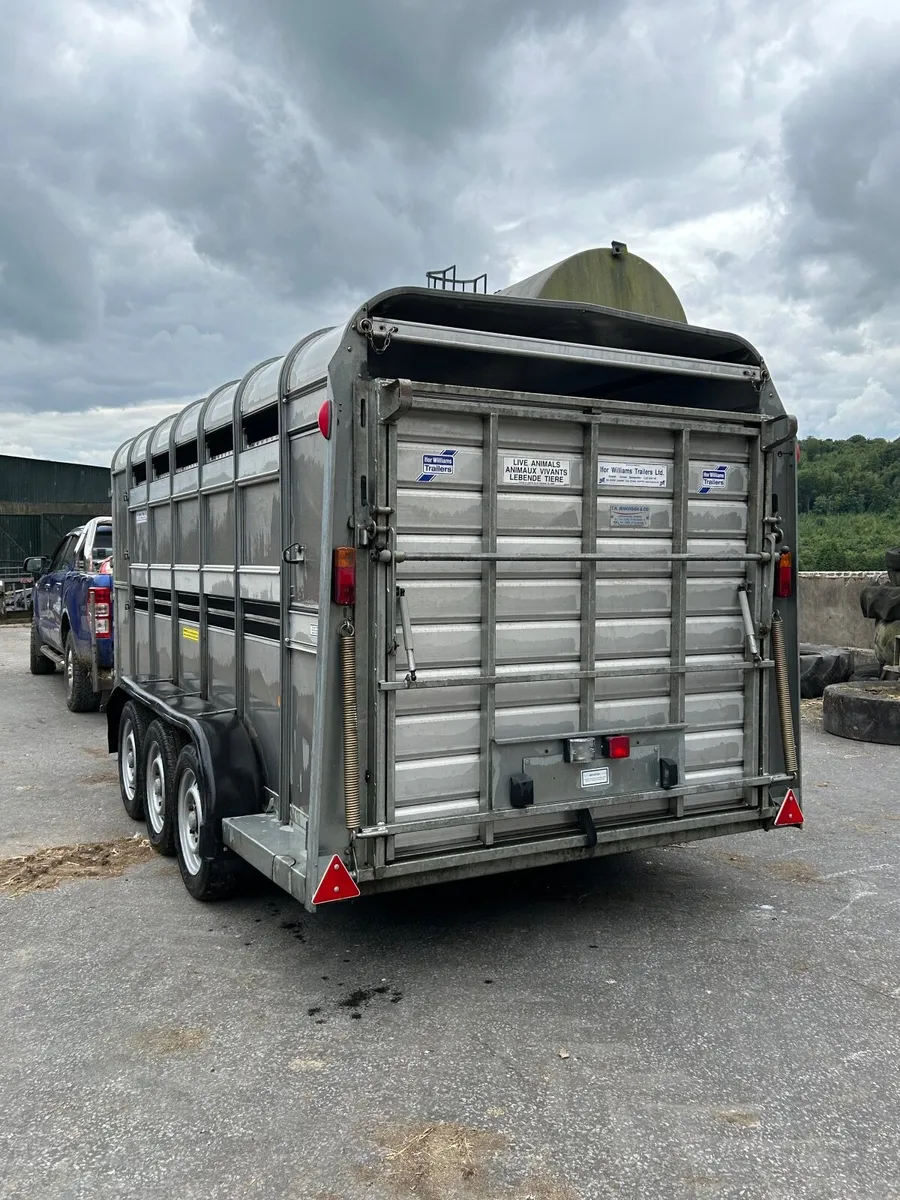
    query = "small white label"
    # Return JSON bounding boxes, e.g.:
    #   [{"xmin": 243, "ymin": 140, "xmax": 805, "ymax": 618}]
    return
[
  {"xmin": 610, "ymin": 504, "xmax": 651, "ymax": 529},
  {"xmin": 599, "ymin": 460, "xmax": 667, "ymax": 489},
  {"xmin": 309, "ymin": 621, "xmax": 318, "ymax": 642},
  {"xmin": 581, "ymin": 766, "xmax": 610, "ymax": 788},
  {"xmin": 503, "ymin": 456, "xmax": 571, "ymax": 487},
  {"xmin": 134, "ymin": 510, "xmax": 148, "ymax": 525},
  {"xmin": 698, "ymin": 465, "xmax": 728, "ymax": 493}
]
